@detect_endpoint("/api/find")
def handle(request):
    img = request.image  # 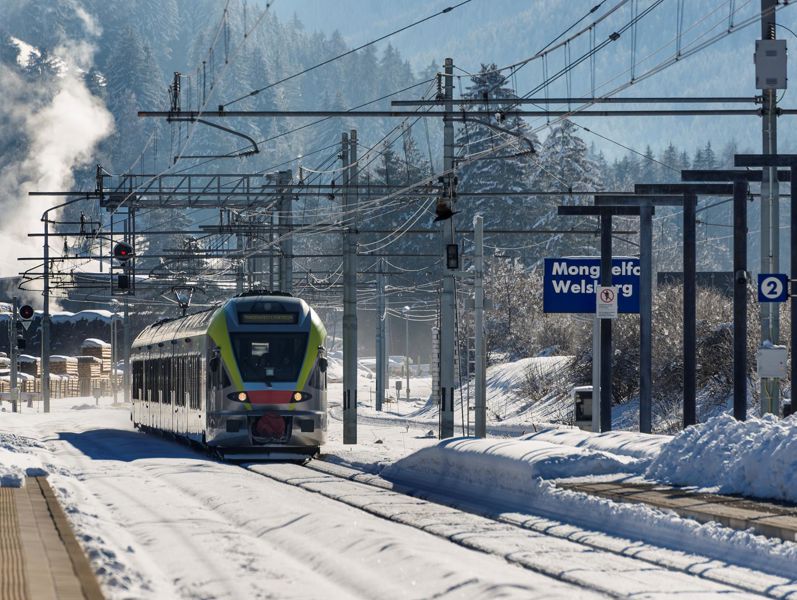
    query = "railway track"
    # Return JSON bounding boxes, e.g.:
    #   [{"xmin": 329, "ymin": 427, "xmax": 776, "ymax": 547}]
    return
[{"xmin": 245, "ymin": 458, "xmax": 797, "ymax": 600}]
